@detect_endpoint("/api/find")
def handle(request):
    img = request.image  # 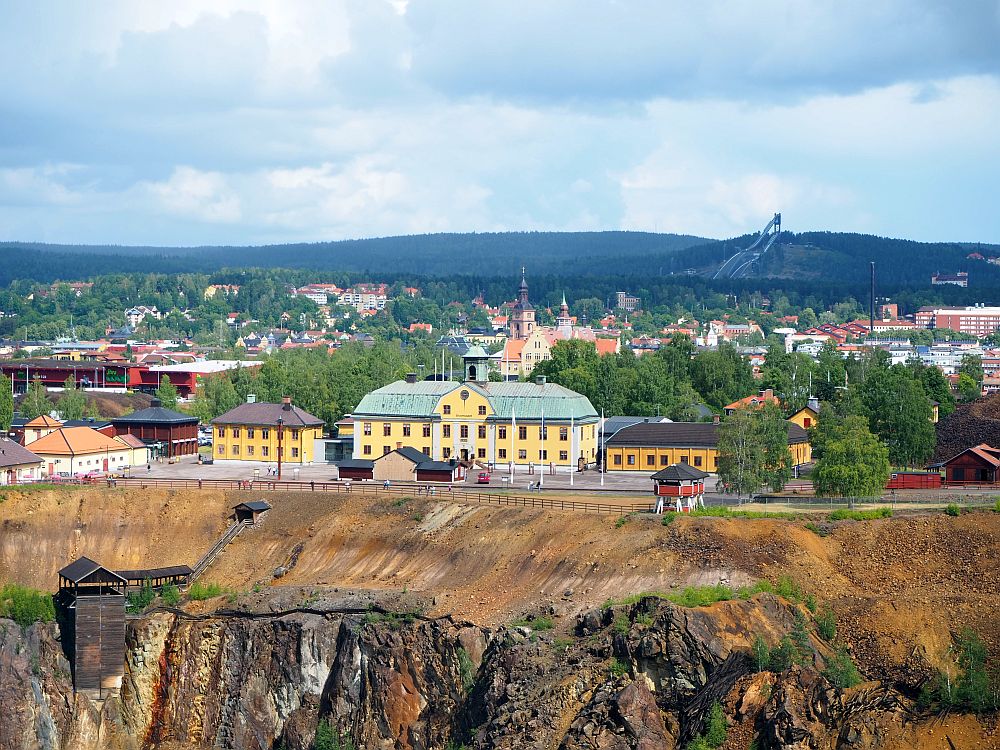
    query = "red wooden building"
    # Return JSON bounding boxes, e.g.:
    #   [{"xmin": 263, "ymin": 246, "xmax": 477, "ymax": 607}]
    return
[
  {"xmin": 109, "ymin": 399, "xmax": 199, "ymax": 458},
  {"xmin": 651, "ymin": 462, "xmax": 709, "ymax": 497},
  {"xmin": 942, "ymin": 444, "xmax": 1000, "ymax": 485},
  {"xmin": 0, "ymin": 359, "xmax": 198, "ymax": 397},
  {"xmin": 885, "ymin": 471, "xmax": 942, "ymax": 490}
]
